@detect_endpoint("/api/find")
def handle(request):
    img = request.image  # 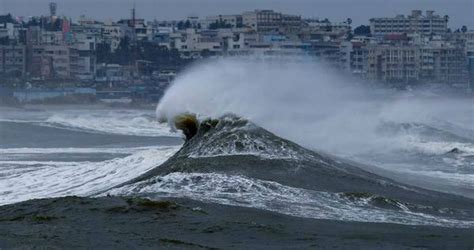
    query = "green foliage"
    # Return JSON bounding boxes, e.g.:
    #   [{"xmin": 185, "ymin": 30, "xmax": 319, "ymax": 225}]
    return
[
  {"xmin": 95, "ymin": 38, "xmax": 188, "ymax": 68},
  {"xmin": 354, "ymin": 25, "xmax": 371, "ymax": 36},
  {"xmin": 209, "ymin": 20, "xmax": 232, "ymax": 30},
  {"xmin": 176, "ymin": 20, "xmax": 192, "ymax": 30},
  {"xmin": 0, "ymin": 36, "xmax": 9, "ymax": 45},
  {"xmin": 0, "ymin": 14, "xmax": 15, "ymax": 24}
]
